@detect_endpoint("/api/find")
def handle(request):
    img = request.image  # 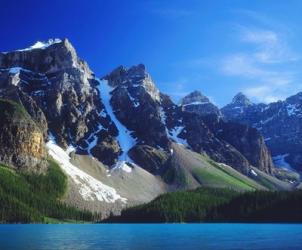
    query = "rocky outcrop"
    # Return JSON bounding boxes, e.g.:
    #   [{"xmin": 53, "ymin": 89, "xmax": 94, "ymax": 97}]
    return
[
  {"xmin": 128, "ymin": 145, "xmax": 169, "ymax": 174},
  {"xmin": 90, "ymin": 133, "xmax": 121, "ymax": 166},
  {"xmin": 0, "ymin": 99, "xmax": 47, "ymax": 173}
]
